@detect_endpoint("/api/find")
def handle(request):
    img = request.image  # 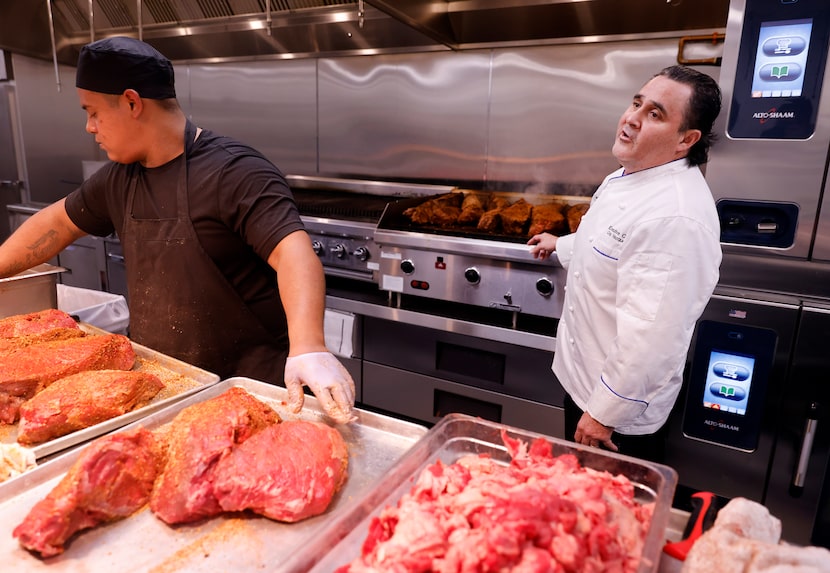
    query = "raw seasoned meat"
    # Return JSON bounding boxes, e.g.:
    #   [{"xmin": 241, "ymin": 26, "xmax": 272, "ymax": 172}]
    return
[
  {"xmin": 149, "ymin": 387, "xmax": 280, "ymax": 524},
  {"xmin": 13, "ymin": 427, "xmax": 163, "ymax": 558},
  {"xmin": 212, "ymin": 420, "xmax": 349, "ymax": 522},
  {"xmin": 17, "ymin": 370, "xmax": 165, "ymax": 446},
  {"xmin": 337, "ymin": 430, "xmax": 652, "ymax": 573},
  {"xmin": 499, "ymin": 198, "xmax": 533, "ymax": 235},
  {"xmin": 0, "ymin": 327, "xmax": 87, "ymax": 353},
  {"xmin": 0, "ymin": 309, "xmax": 78, "ymax": 339},
  {"xmin": 0, "ymin": 334, "xmax": 136, "ymax": 424},
  {"xmin": 528, "ymin": 202, "xmax": 568, "ymax": 236}
]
